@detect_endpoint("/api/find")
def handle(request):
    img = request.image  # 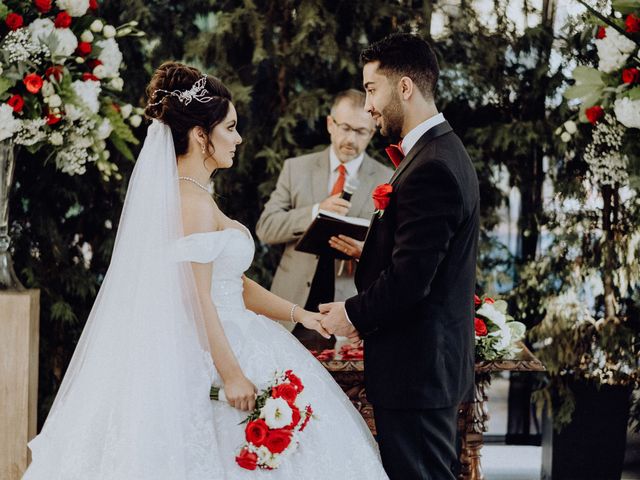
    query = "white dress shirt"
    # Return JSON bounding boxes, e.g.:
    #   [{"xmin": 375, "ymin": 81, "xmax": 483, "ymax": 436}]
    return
[
  {"xmin": 401, "ymin": 113, "xmax": 446, "ymax": 156},
  {"xmin": 312, "ymin": 147, "xmax": 365, "ymax": 218}
]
